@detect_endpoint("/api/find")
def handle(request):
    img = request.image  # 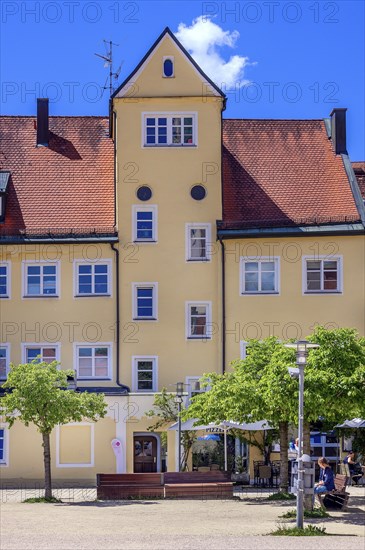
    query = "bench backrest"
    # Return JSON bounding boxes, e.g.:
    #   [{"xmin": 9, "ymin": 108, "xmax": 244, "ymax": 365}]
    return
[
  {"xmin": 164, "ymin": 471, "xmax": 231, "ymax": 484},
  {"xmin": 97, "ymin": 473, "xmax": 163, "ymax": 486},
  {"xmin": 334, "ymin": 473, "xmax": 347, "ymax": 491}
]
